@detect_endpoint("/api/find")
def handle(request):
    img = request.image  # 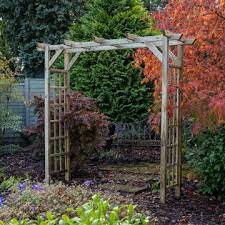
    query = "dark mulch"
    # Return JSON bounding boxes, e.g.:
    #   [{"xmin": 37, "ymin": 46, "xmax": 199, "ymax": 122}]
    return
[
  {"xmin": 1, "ymin": 150, "xmax": 225, "ymax": 224},
  {"xmin": 0, "ymin": 149, "xmax": 44, "ymax": 181},
  {"xmin": 98, "ymin": 146, "xmax": 160, "ymax": 163},
  {"xmin": 88, "ymin": 164, "xmax": 225, "ymax": 225},
  {"xmin": 133, "ymin": 182, "xmax": 225, "ymax": 225}
]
